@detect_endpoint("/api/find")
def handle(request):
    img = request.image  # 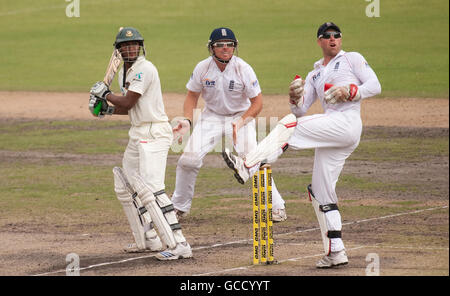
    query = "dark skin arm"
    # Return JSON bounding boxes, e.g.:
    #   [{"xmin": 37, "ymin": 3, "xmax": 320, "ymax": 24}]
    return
[{"xmin": 106, "ymin": 90, "xmax": 141, "ymax": 115}]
